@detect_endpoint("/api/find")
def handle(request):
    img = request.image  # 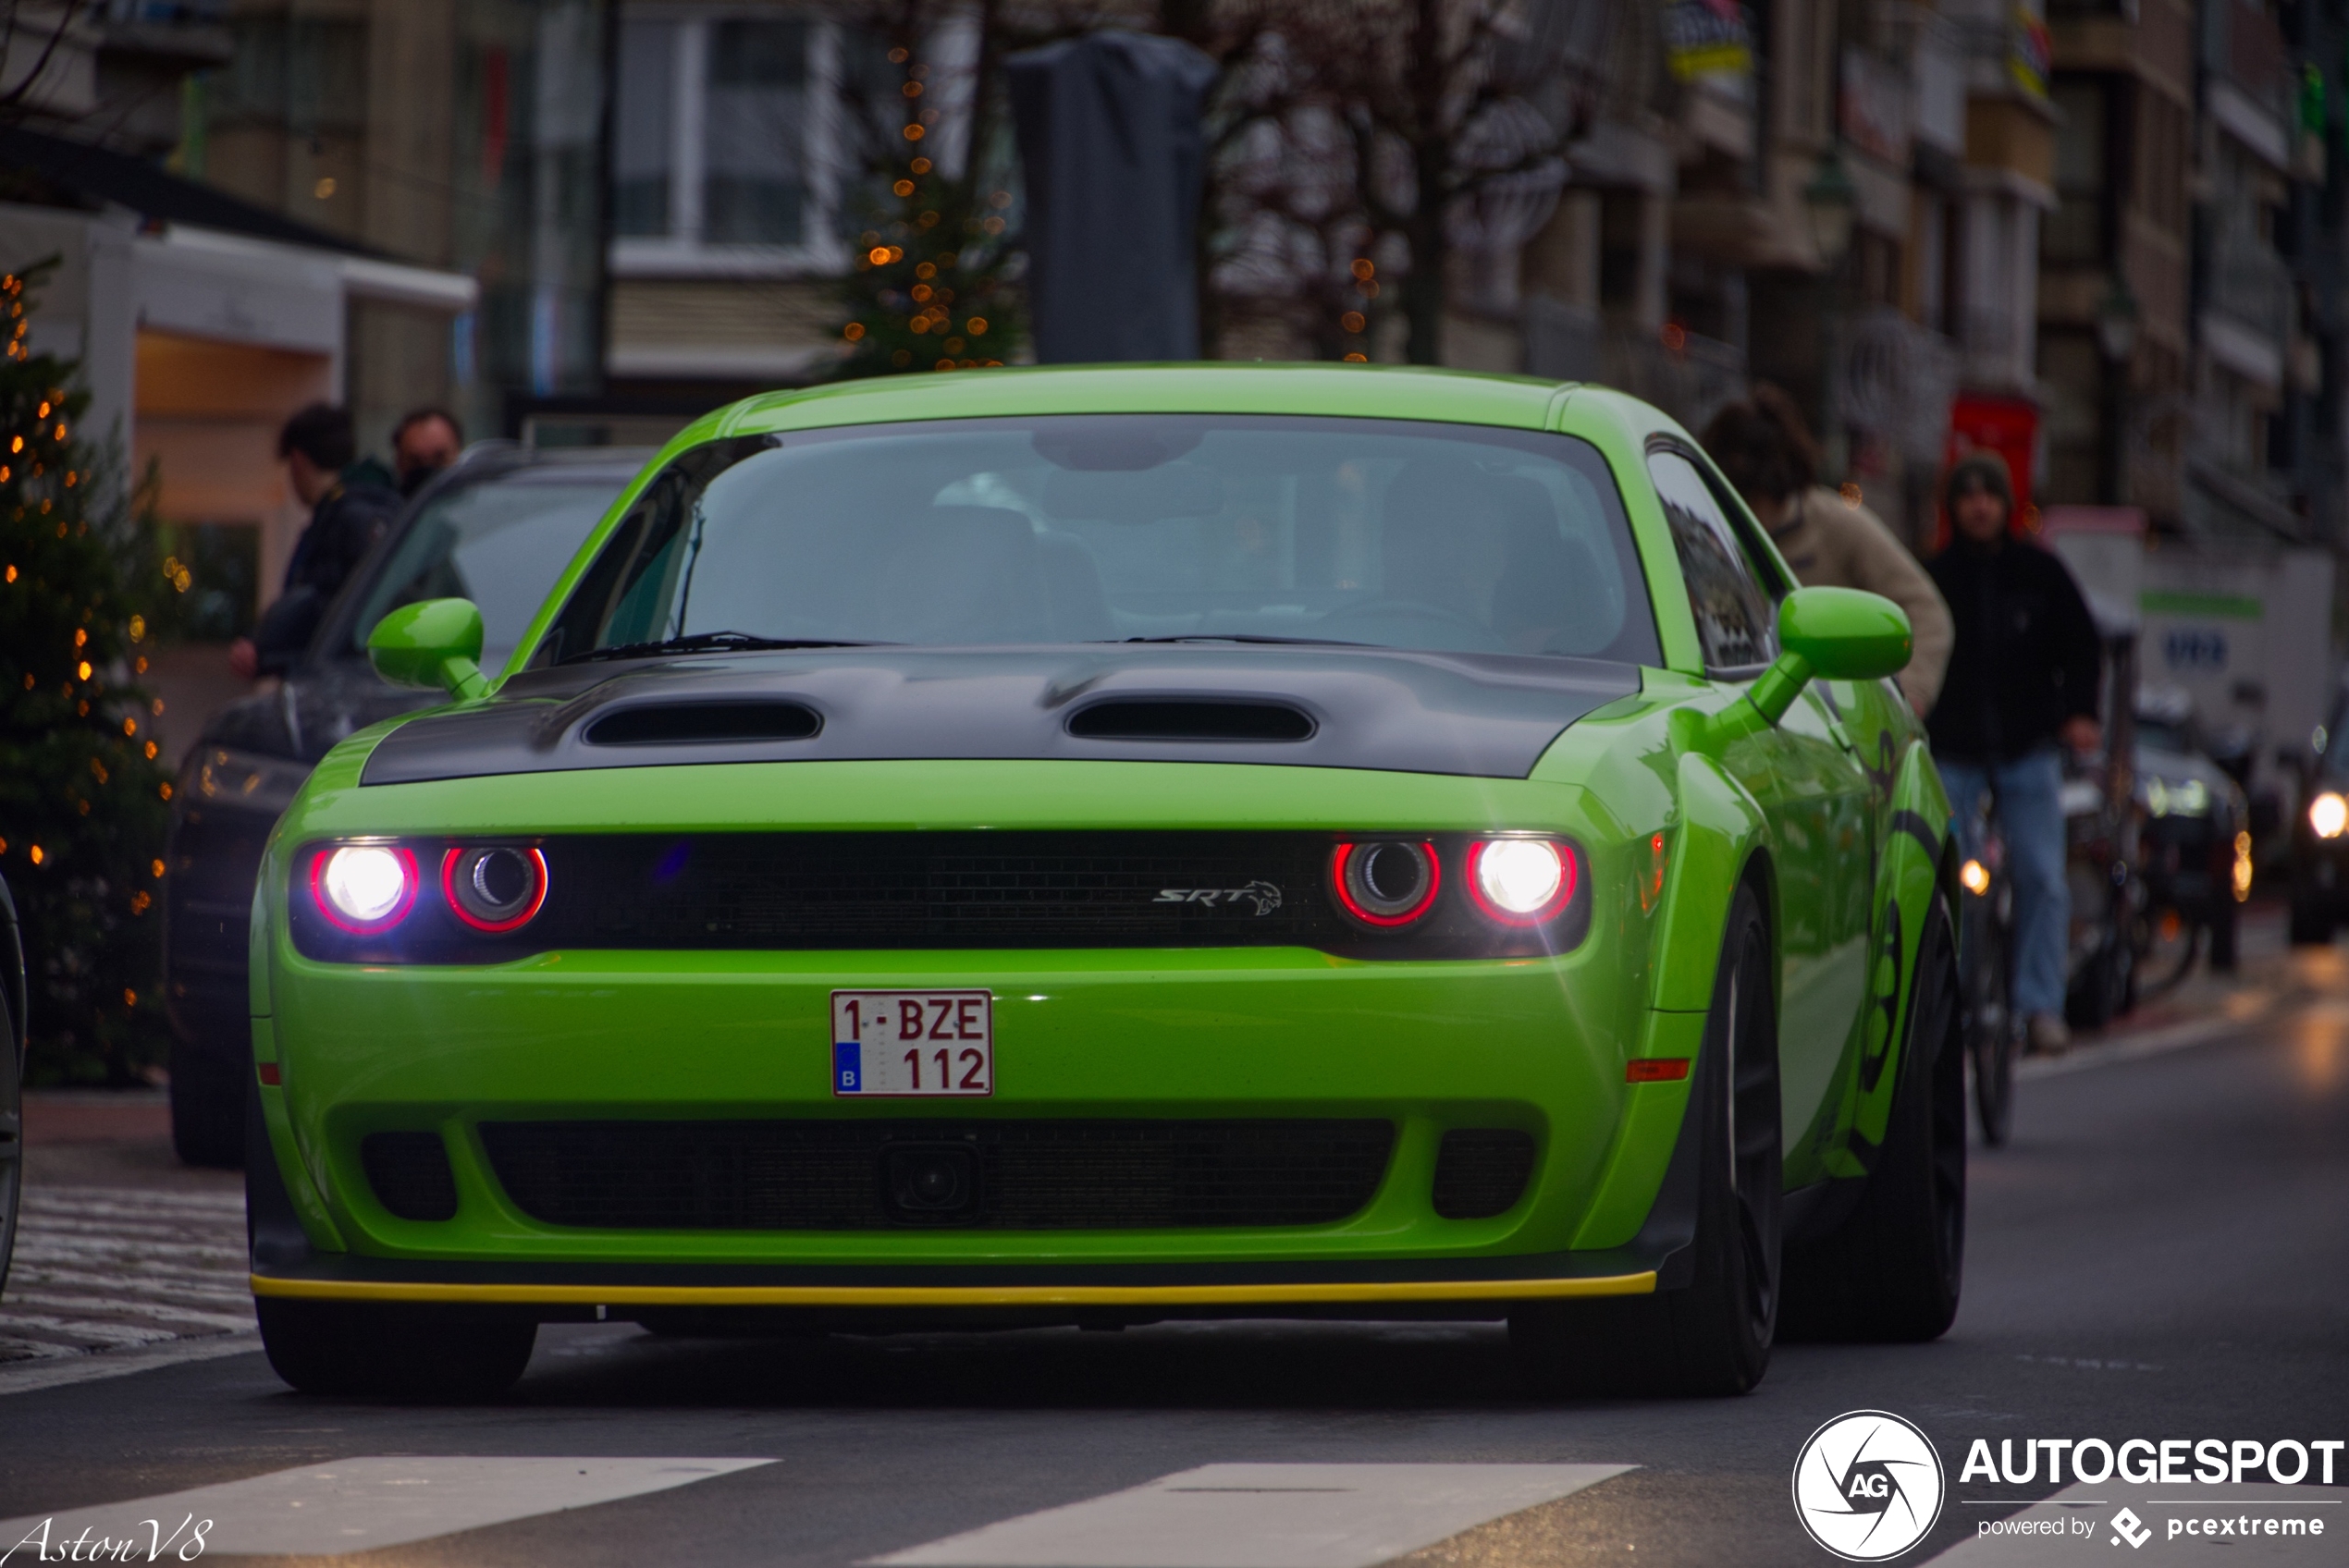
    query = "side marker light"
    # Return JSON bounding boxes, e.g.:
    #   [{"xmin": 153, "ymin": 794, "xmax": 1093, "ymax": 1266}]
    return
[{"xmin": 1627, "ymin": 1059, "xmax": 1691, "ymax": 1083}]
